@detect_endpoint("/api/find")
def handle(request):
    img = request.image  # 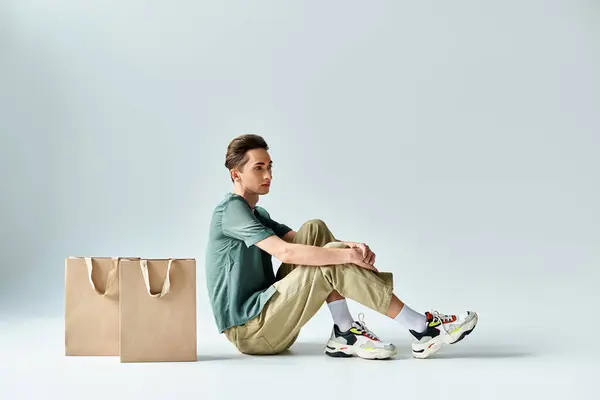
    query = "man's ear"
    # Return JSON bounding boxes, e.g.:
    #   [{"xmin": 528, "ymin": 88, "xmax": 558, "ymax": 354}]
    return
[{"xmin": 231, "ymin": 169, "xmax": 240, "ymax": 181}]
